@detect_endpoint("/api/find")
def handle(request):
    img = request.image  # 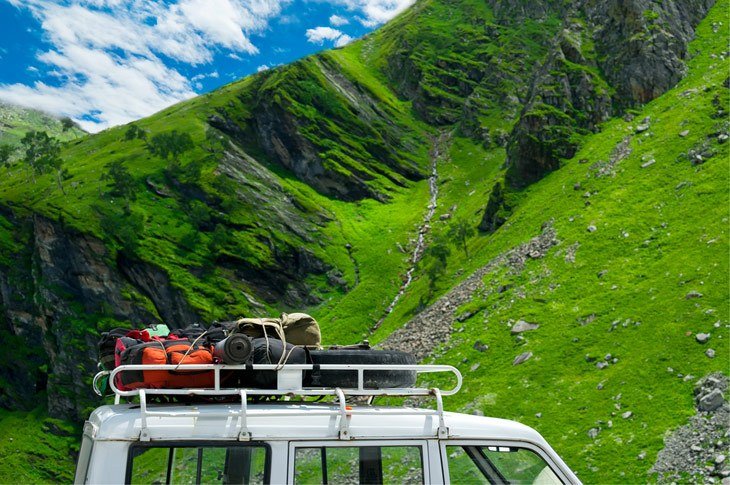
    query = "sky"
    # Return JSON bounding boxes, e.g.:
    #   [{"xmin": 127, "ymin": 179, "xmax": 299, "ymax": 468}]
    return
[{"xmin": 0, "ymin": 0, "xmax": 415, "ymax": 133}]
